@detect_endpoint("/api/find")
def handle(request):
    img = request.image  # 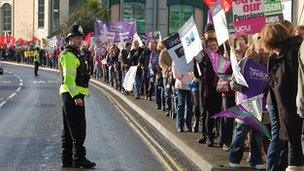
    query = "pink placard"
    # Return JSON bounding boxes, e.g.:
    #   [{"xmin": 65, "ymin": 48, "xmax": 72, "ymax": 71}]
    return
[{"xmin": 233, "ymin": 17, "xmax": 266, "ymax": 36}]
